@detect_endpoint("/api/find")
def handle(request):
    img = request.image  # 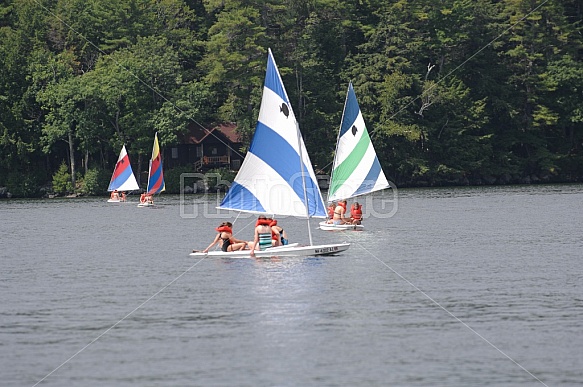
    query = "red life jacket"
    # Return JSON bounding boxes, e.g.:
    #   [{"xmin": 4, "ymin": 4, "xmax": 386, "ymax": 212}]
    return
[
  {"xmin": 215, "ymin": 225, "xmax": 233, "ymax": 234},
  {"xmin": 350, "ymin": 204, "xmax": 362, "ymax": 220},
  {"xmin": 256, "ymin": 218, "xmax": 272, "ymax": 226},
  {"xmin": 327, "ymin": 205, "xmax": 335, "ymax": 218}
]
